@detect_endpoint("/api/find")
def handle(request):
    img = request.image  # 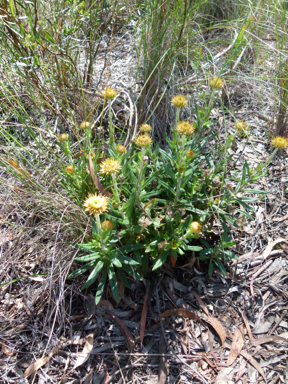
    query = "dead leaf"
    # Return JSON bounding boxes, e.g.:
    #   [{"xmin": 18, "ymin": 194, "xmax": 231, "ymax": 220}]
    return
[
  {"xmin": 116, "ymin": 274, "xmax": 125, "ymax": 305},
  {"xmin": 72, "ymin": 334, "xmax": 94, "ymax": 370},
  {"xmin": 98, "ymin": 300, "xmax": 114, "ymax": 309},
  {"xmin": 160, "ymin": 308, "xmax": 201, "ymax": 322},
  {"xmin": 262, "ymin": 238, "xmax": 288, "ymax": 259},
  {"xmin": 240, "ymin": 350, "xmax": 267, "ymax": 383},
  {"xmin": 227, "ymin": 328, "xmax": 244, "ymax": 366},
  {"xmin": 171, "ymin": 255, "xmax": 177, "ymax": 267},
  {"xmin": 1, "ymin": 343, "xmax": 12, "ymax": 356},
  {"xmin": 23, "ymin": 342, "xmax": 63, "ymax": 377},
  {"xmin": 241, "ymin": 310, "xmax": 253, "ymax": 343},
  {"xmin": 88, "ymin": 154, "xmax": 112, "ymax": 198},
  {"xmin": 106, "ymin": 309, "xmax": 134, "ymax": 350},
  {"xmin": 157, "ymin": 328, "xmax": 168, "ymax": 384},
  {"xmin": 272, "ymin": 213, "xmax": 288, "ymax": 222},
  {"xmin": 139, "ymin": 283, "xmax": 149, "ymax": 350},
  {"xmin": 192, "ymin": 290, "xmax": 209, "ymax": 316},
  {"xmin": 251, "ymin": 335, "xmax": 286, "ymax": 347},
  {"xmin": 207, "ymin": 316, "xmax": 227, "ymax": 348}
]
